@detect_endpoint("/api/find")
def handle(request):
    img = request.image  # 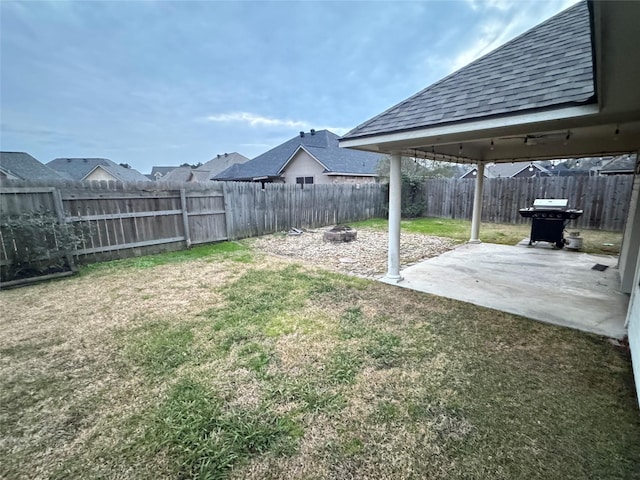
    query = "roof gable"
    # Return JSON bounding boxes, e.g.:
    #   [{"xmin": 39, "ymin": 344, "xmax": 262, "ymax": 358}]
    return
[
  {"xmin": 344, "ymin": 1, "xmax": 595, "ymax": 140},
  {"xmin": 277, "ymin": 145, "xmax": 329, "ymax": 175},
  {"xmin": 83, "ymin": 164, "xmax": 118, "ymax": 181}
]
